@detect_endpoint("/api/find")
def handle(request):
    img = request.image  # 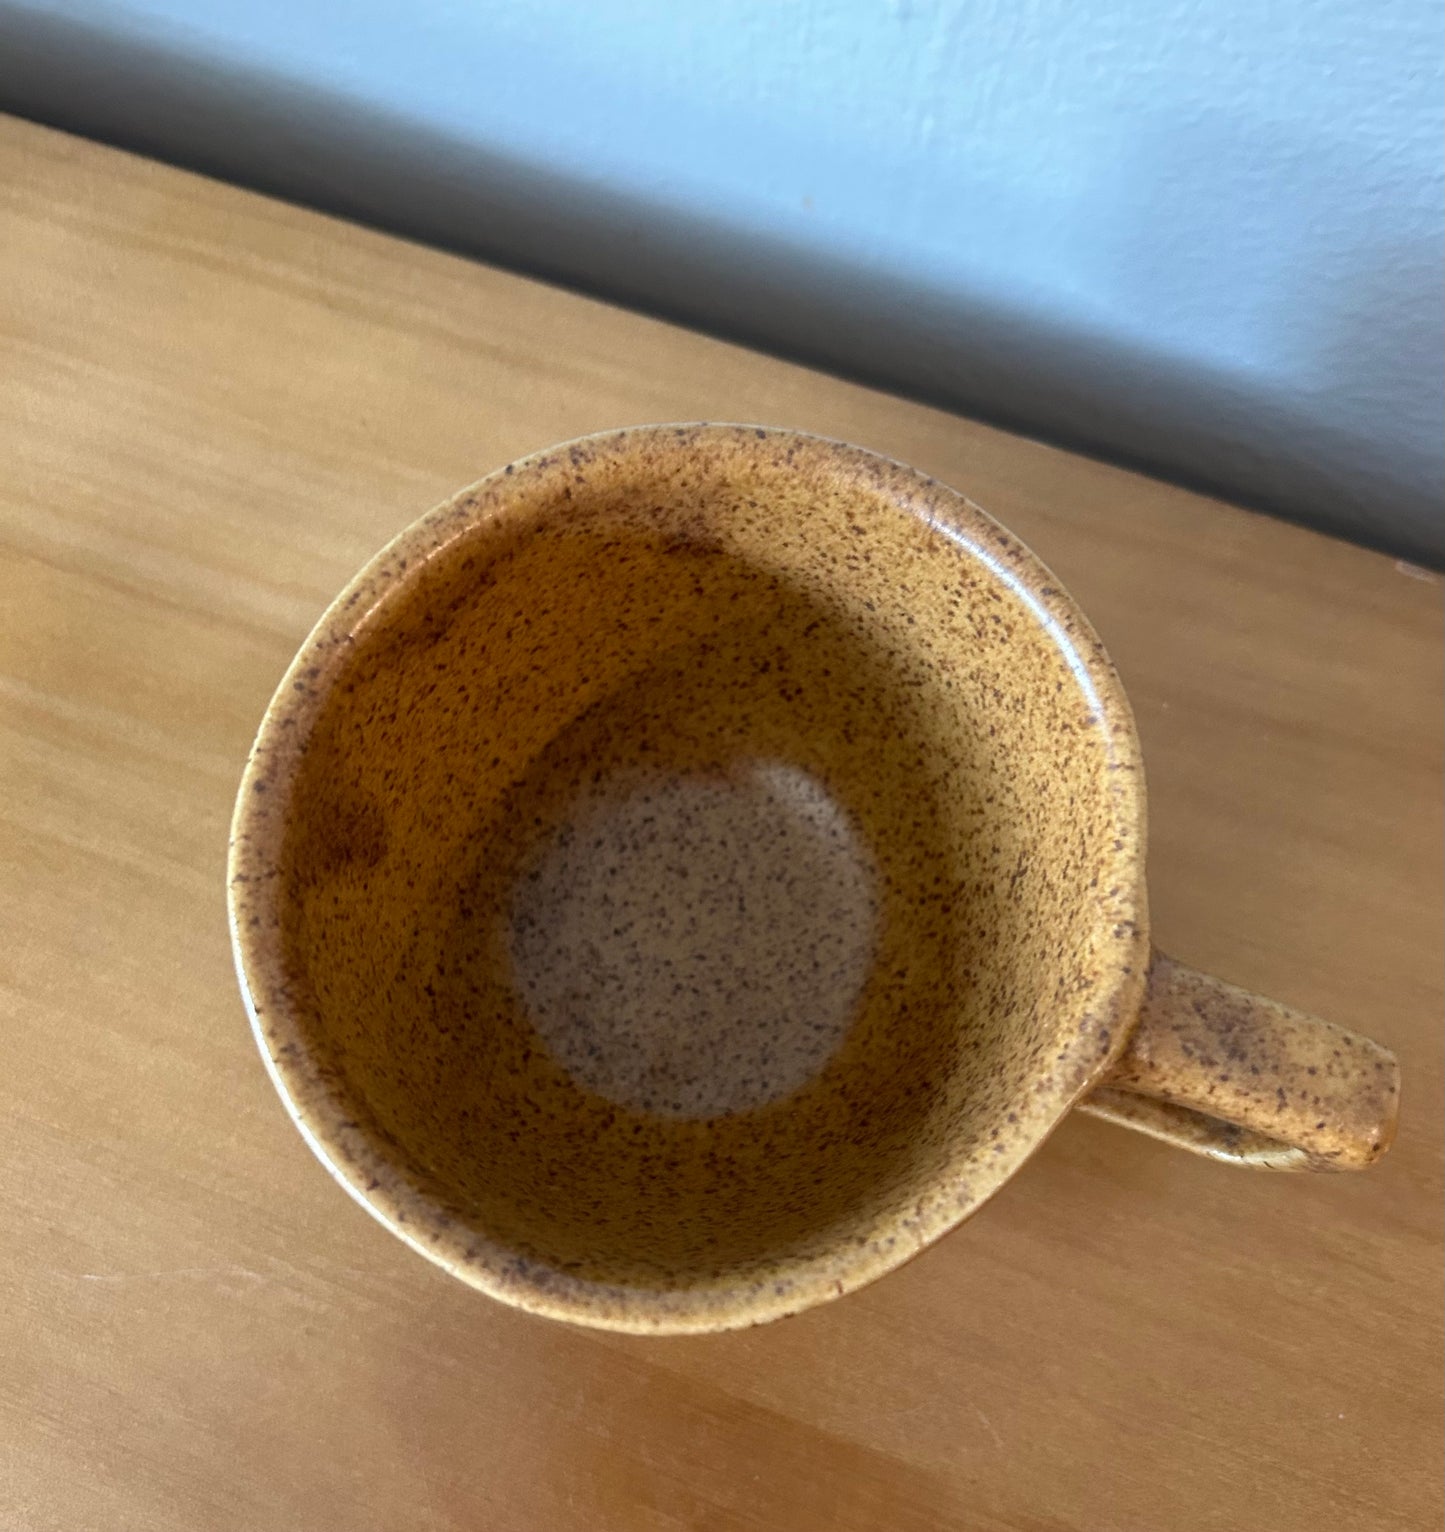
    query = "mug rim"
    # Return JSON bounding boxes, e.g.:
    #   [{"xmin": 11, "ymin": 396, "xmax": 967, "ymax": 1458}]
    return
[{"xmin": 227, "ymin": 422, "xmax": 1149, "ymax": 1332}]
